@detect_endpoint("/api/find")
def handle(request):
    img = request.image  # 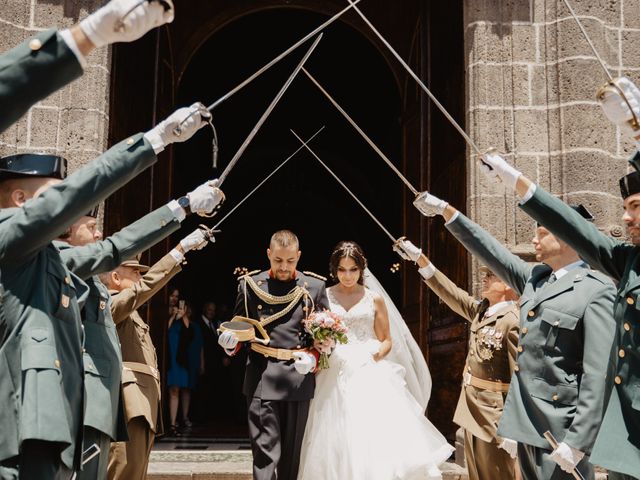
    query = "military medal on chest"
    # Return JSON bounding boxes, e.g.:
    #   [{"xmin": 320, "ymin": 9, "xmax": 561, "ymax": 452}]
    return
[{"xmin": 476, "ymin": 326, "xmax": 504, "ymax": 361}]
